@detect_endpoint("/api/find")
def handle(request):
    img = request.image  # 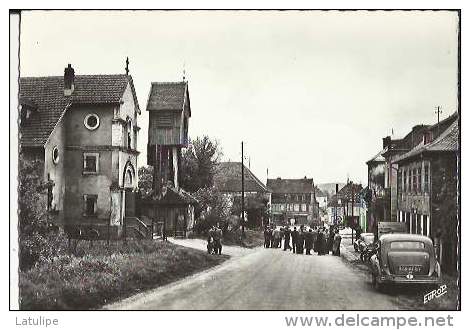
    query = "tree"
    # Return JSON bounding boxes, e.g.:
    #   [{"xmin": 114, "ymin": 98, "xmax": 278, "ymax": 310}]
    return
[
  {"xmin": 18, "ymin": 158, "xmax": 64, "ymax": 270},
  {"xmin": 231, "ymin": 193, "xmax": 269, "ymax": 229},
  {"xmin": 191, "ymin": 187, "xmax": 231, "ymax": 233},
  {"xmin": 180, "ymin": 135, "xmax": 222, "ymax": 193},
  {"xmin": 18, "ymin": 159, "xmax": 50, "ymax": 236},
  {"xmin": 137, "ymin": 166, "xmax": 154, "ymax": 198}
]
